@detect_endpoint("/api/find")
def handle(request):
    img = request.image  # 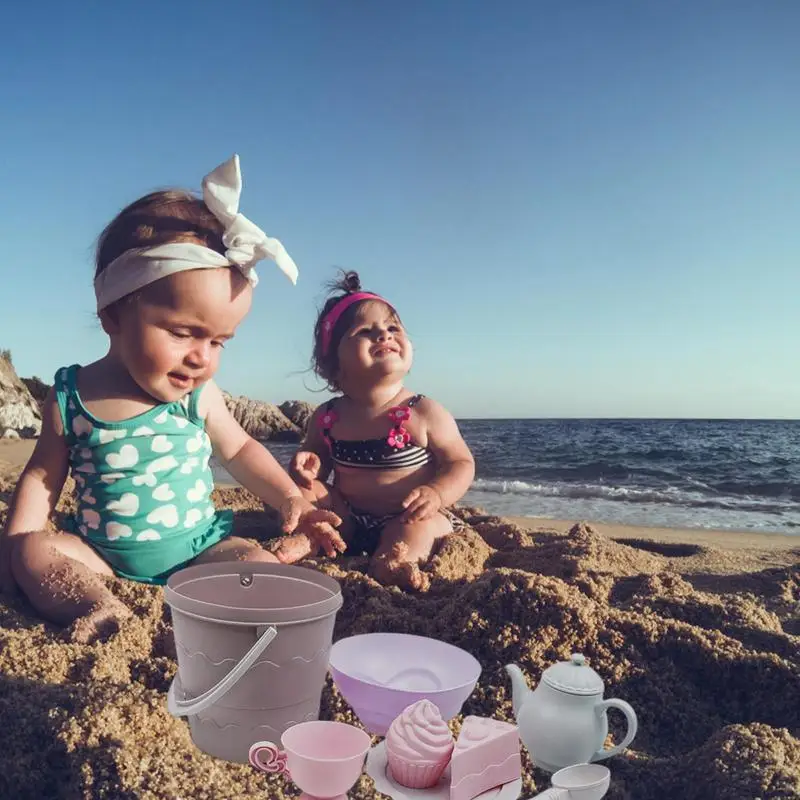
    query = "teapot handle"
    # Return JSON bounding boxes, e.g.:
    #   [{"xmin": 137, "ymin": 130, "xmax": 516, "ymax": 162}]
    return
[{"xmin": 591, "ymin": 698, "xmax": 638, "ymax": 761}]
